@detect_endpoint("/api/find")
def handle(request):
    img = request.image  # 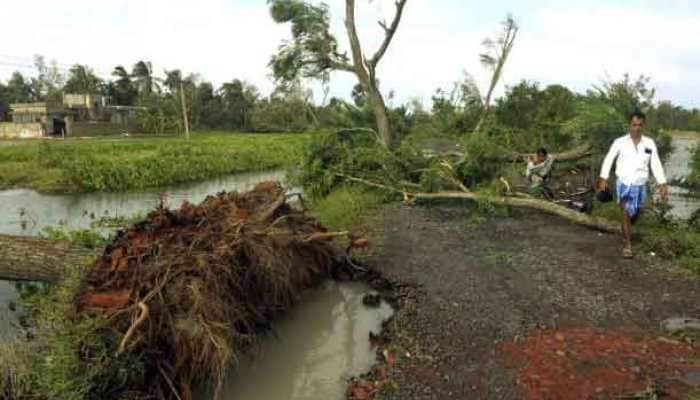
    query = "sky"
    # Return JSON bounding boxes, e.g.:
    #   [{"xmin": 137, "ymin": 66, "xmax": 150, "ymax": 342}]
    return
[{"xmin": 0, "ymin": 0, "xmax": 698, "ymax": 108}]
